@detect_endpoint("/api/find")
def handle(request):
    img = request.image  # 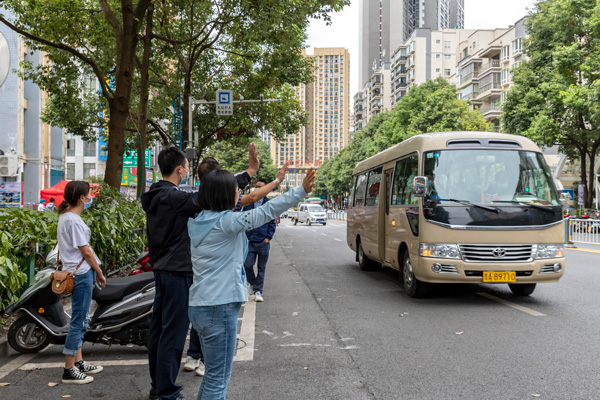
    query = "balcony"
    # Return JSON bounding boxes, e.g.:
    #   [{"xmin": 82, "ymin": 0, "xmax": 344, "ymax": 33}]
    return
[
  {"xmin": 479, "ymin": 102, "xmax": 502, "ymax": 116},
  {"xmin": 480, "ymin": 59, "xmax": 500, "ymax": 72},
  {"xmin": 461, "ymin": 91, "xmax": 479, "ymax": 101},
  {"xmin": 476, "ymin": 81, "xmax": 501, "ymax": 99}
]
